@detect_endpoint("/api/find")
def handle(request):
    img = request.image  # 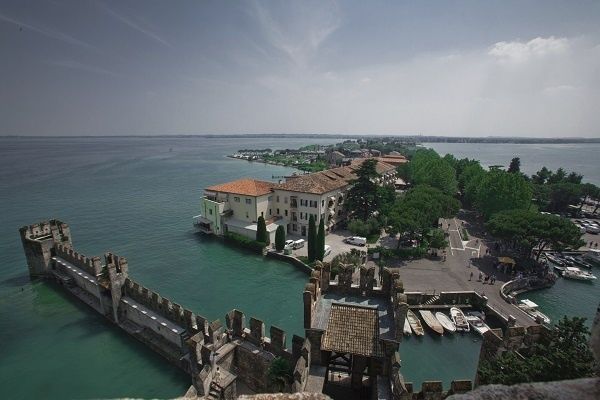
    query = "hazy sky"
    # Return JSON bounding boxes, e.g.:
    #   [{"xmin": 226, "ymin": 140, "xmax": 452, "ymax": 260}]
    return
[{"xmin": 1, "ymin": 0, "xmax": 600, "ymax": 137}]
